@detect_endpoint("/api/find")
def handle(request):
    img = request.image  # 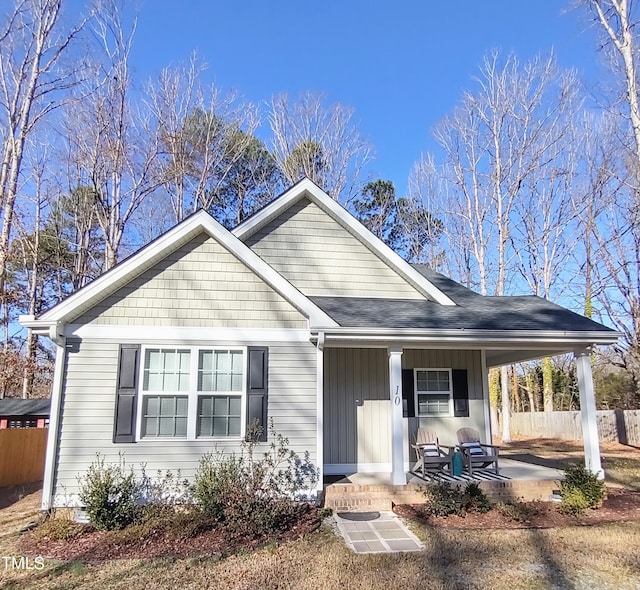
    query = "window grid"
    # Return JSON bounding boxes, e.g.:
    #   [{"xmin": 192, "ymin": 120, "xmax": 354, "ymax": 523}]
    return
[
  {"xmin": 143, "ymin": 349, "xmax": 191, "ymax": 392},
  {"xmin": 415, "ymin": 368, "xmax": 453, "ymax": 417},
  {"xmin": 141, "ymin": 395, "xmax": 188, "ymax": 438},
  {"xmin": 197, "ymin": 395, "xmax": 242, "ymax": 437},
  {"xmin": 138, "ymin": 346, "xmax": 246, "ymax": 440}
]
